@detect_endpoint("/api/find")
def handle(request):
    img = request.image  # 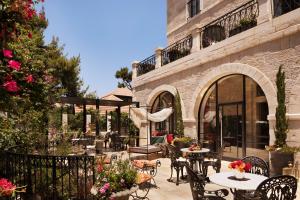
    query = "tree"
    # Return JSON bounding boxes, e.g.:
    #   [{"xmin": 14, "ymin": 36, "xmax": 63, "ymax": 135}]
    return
[
  {"xmin": 274, "ymin": 65, "xmax": 288, "ymax": 147},
  {"xmin": 175, "ymin": 91, "xmax": 184, "ymax": 137},
  {"xmin": 115, "ymin": 67, "xmax": 132, "ymax": 90}
]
